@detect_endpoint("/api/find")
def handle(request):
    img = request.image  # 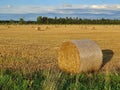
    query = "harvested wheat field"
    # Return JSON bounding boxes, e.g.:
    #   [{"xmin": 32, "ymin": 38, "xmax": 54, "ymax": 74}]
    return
[{"xmin": 0, "ymin": 25, "xmax": 120, "ymax": 73}]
